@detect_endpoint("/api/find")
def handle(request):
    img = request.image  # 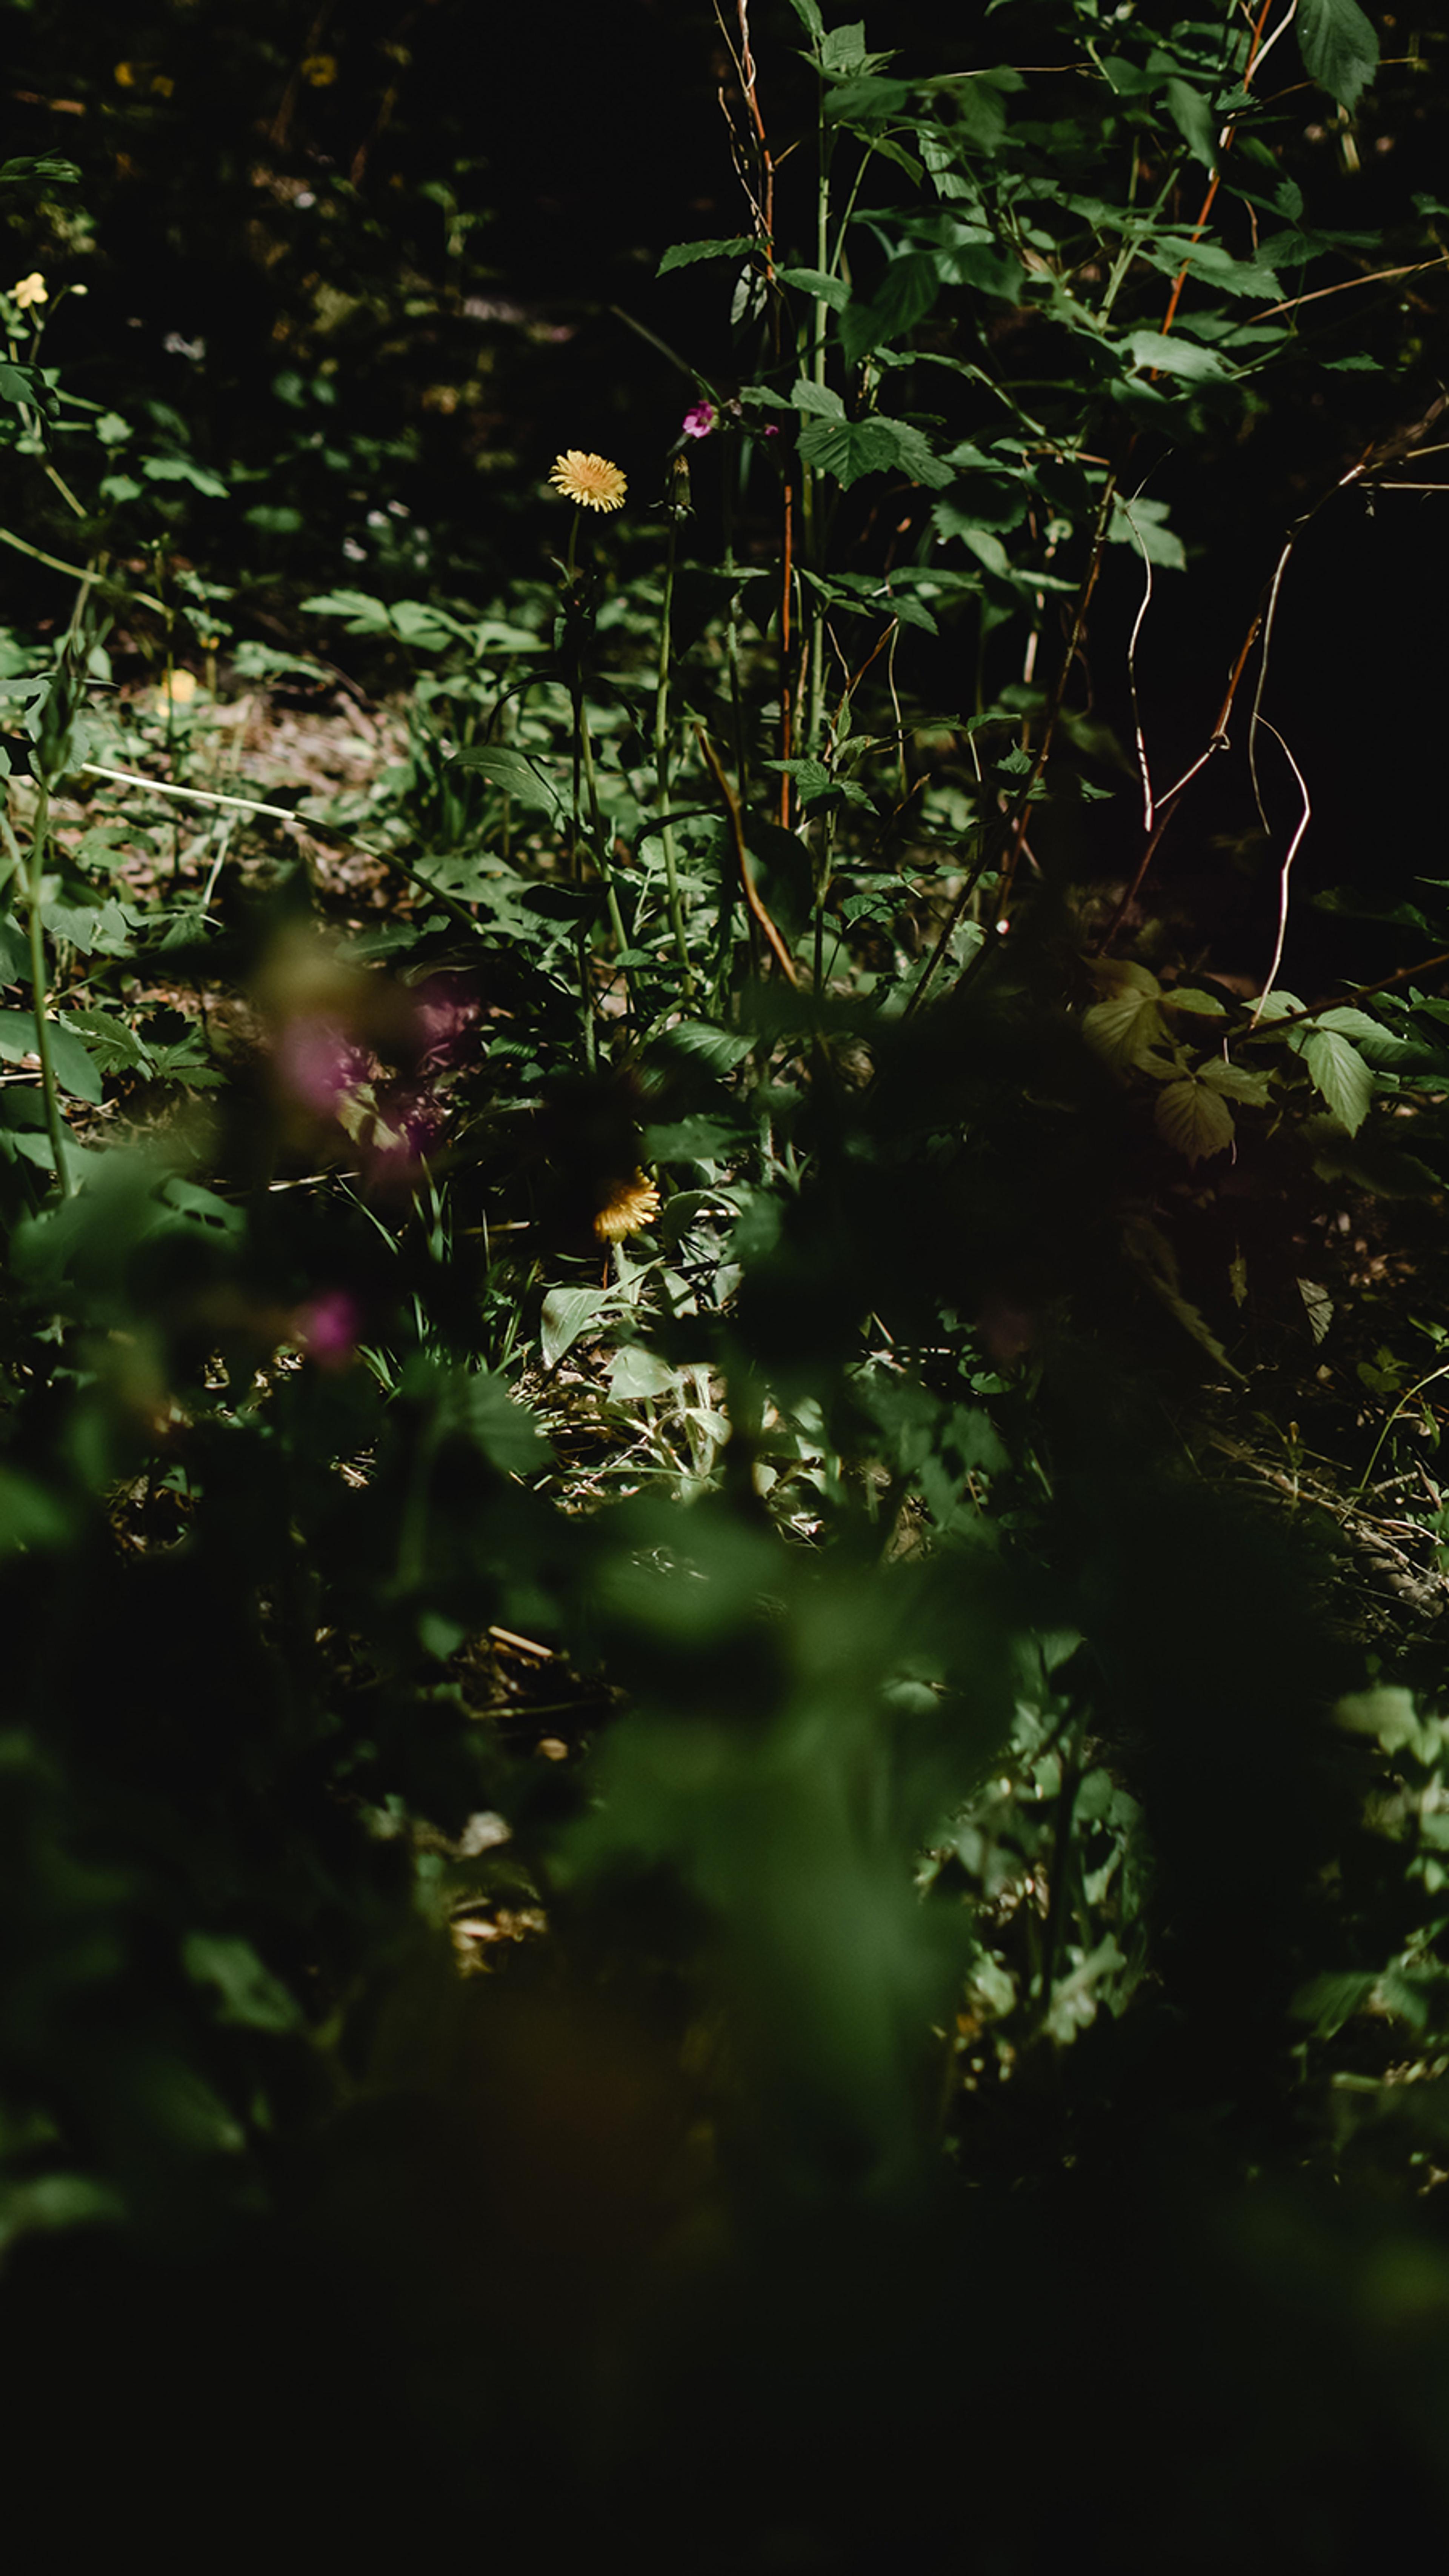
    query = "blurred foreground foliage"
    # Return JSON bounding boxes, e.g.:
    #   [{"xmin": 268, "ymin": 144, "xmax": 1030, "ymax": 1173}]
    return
[{"xmin": 0, "ymin": 5, "xmax": 1448, "ymax": 2567}]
